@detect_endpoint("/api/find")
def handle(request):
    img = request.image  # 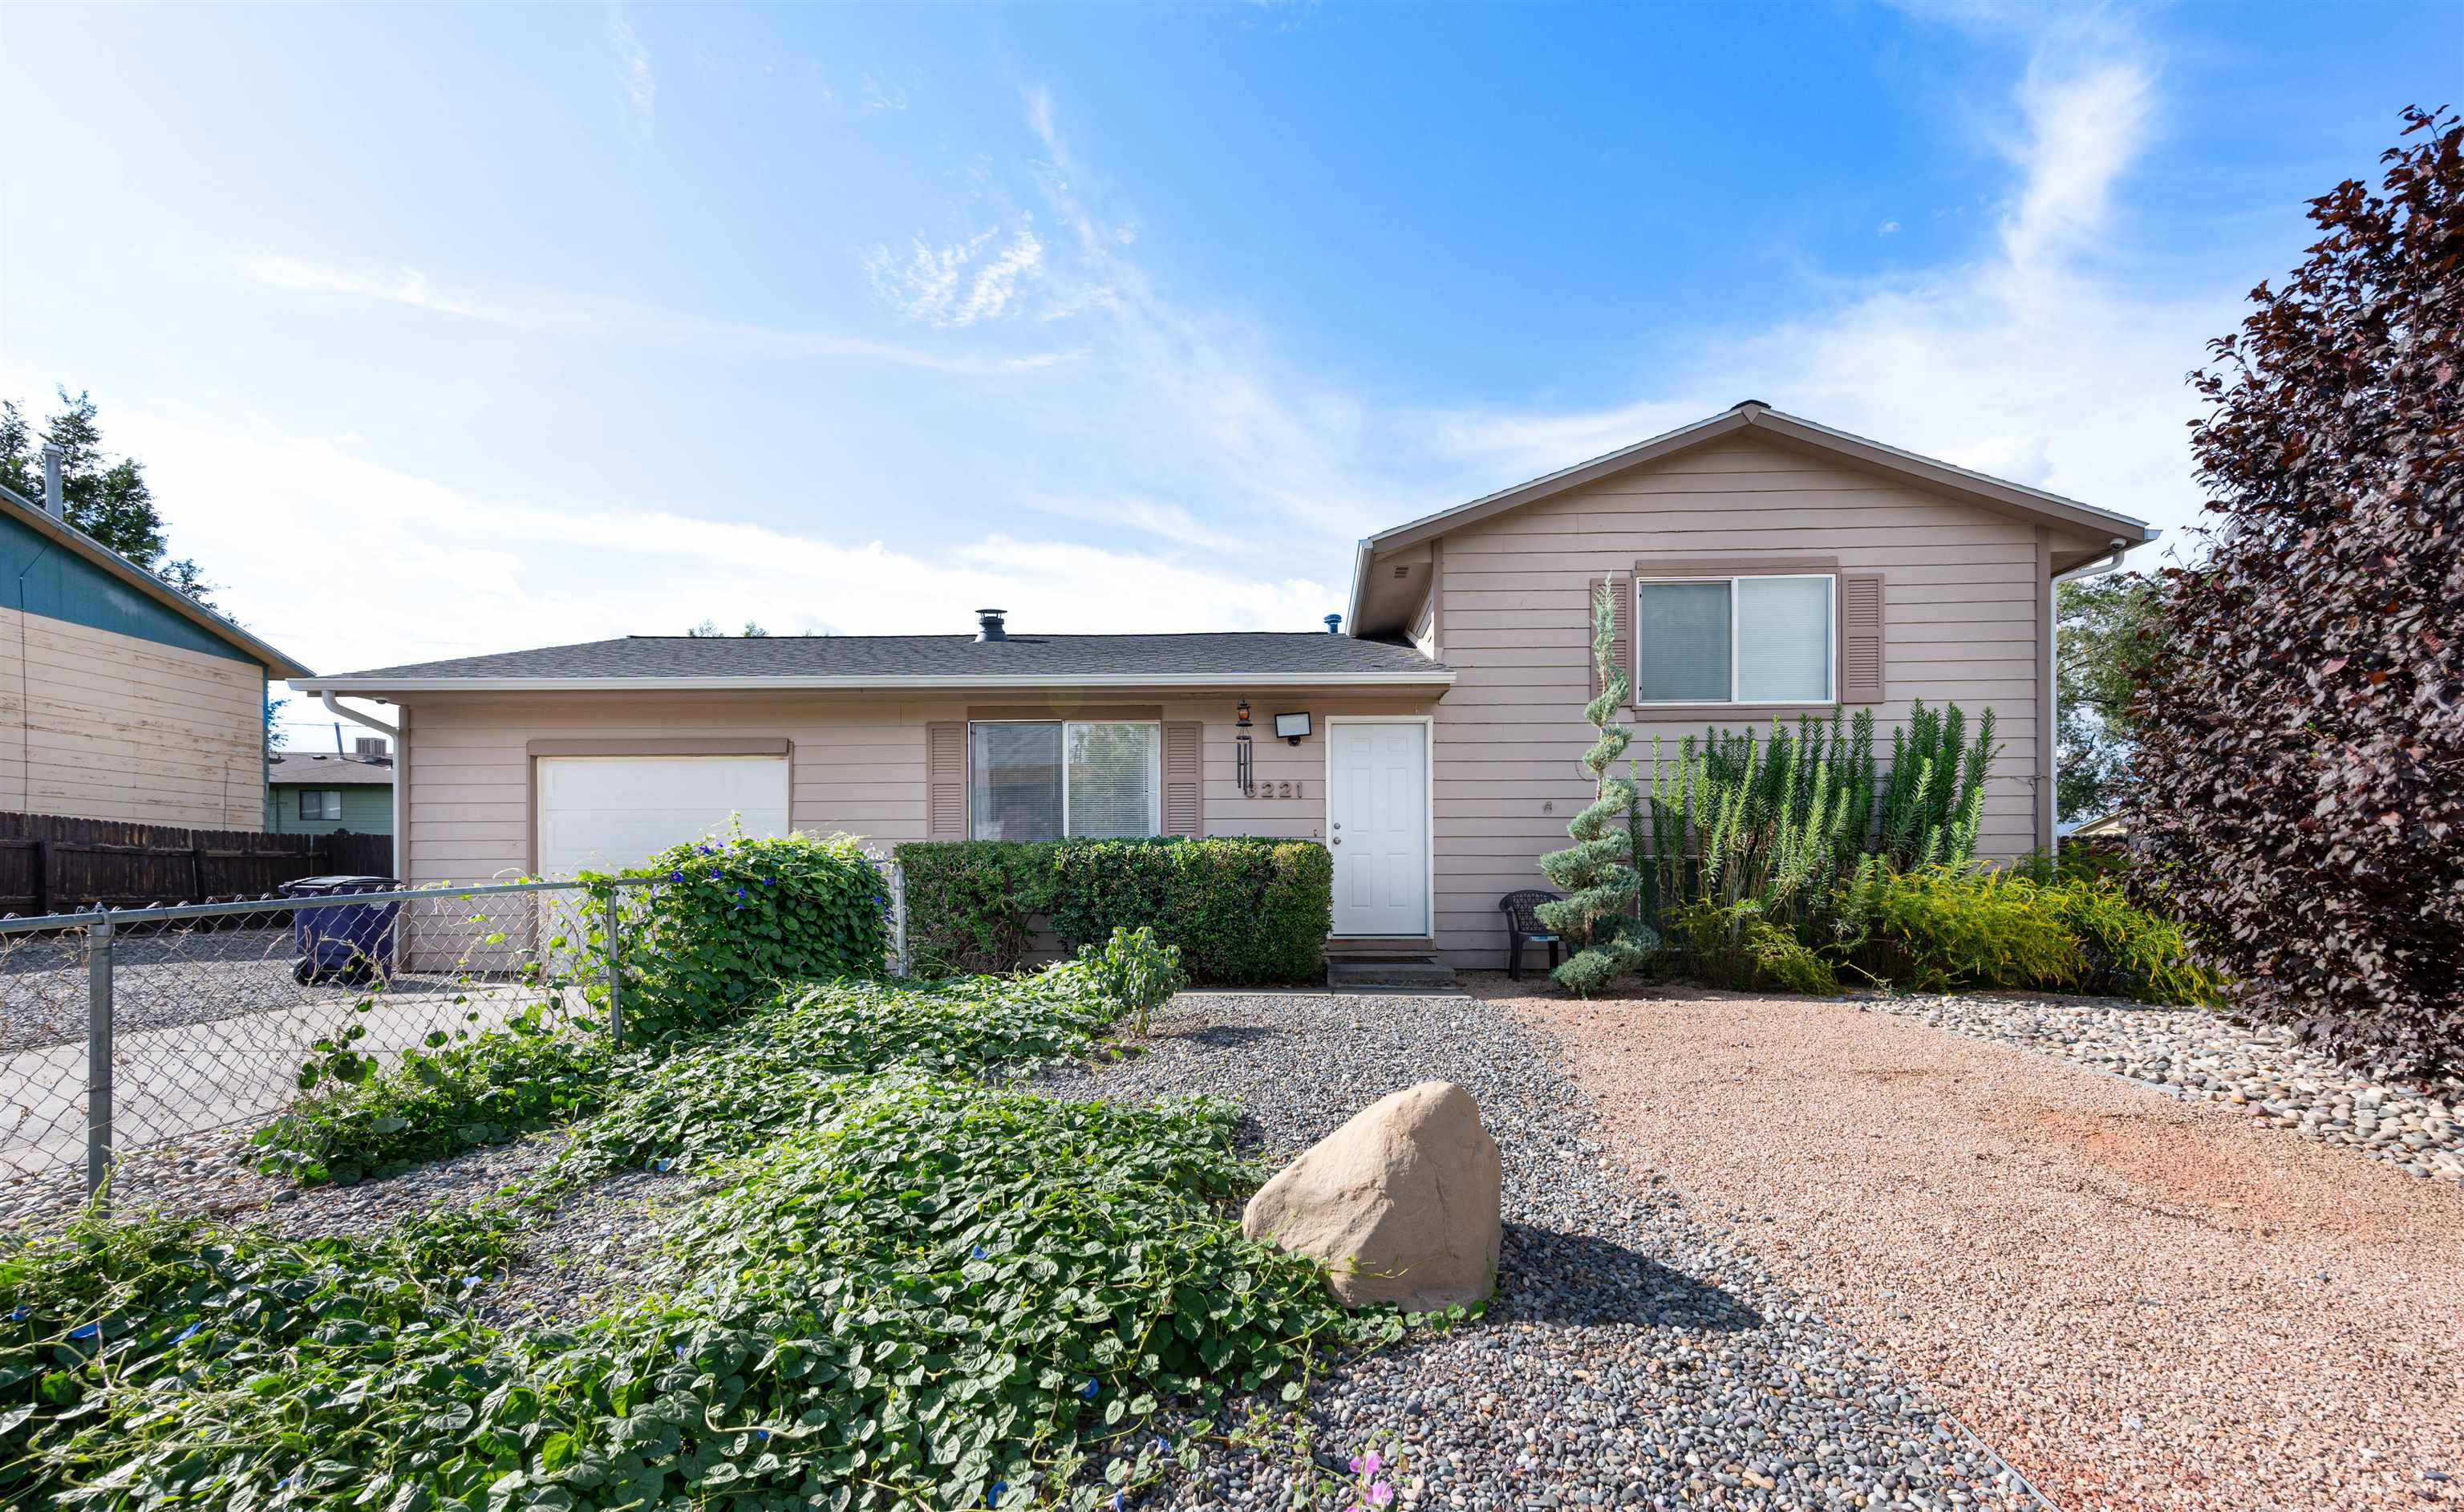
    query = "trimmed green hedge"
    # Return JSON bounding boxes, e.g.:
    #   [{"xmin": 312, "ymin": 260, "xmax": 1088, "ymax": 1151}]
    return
[{"xmin": 894, "ymin": 837, "xmax": 1332, "ymax": 984}]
